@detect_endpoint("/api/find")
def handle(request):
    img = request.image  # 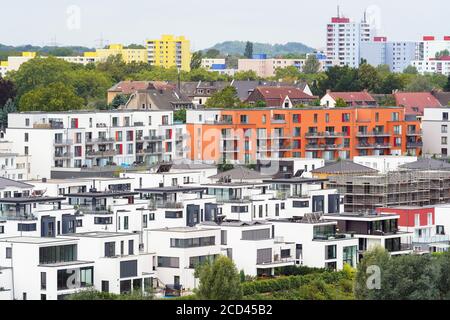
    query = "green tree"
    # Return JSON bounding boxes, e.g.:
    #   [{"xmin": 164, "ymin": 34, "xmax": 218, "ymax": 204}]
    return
[
  {"xmin": 174, "ymin": 109, "xmax": 187, "ymax": 123},
  {"xmin": 376, "ymin": 73, "xmax": 405, "ymax": 94},
  {"xmin": 194, "ymin": 256, "xmax": 243, "ymax": 300},
  {"xmin": 190, "ymin": 51, "xmax": 203, "ymax": 70},
  {"xmin": 205, "ymin": 49, "xmax": 221, "ymax": 59},
  {"xmin": 318, "ymin": 66, "xmax": 361, "ymax": 95},
  {"xmin": 234, "ymin": 70, "xmax": 258, "ymax": 81},
  {"xmin": 0, "ymin": 99, "xmax": 16, "ymax": 129},
  {"xmin": 69, "ymin": 69, "xmax": 113, "ymax": 104},
  {"xmin": 244, "ymin": 41, "xmax": 254, "ymax": 59},
  {"xmin": 19, "ymin": 82, "xmax": 84, "ymax": 111},
  {"xmin": 403, "ymin": 65, "xmax": 418, "ymax": 75},
  {"xmin": 405, "ymin": 75, "xmax": 434, "ymax": 92},
  {"xmin": 358, "ymin": 63, "xmax": 381, "ymax": 92},
  {"xmin": 68, "ymin": 288, "xmax": 154, "ymax": 300},
  {"xmin": 334, "ymin": 97, "xmax": 348, "ymax": 107},
  {"xmin": 205, "ymin": 86, "xmax": 240, "ymax": 108},
  {"xmin": 436, "ymin": 49, "xmax": 450, "ymax": 59},
  {"xmin": 444, "ymin": 75, "xmax": 450, "ymax": 92},
  {"xmin": 274, "ymin": 66, "xmax": 301, "ymax": 81},
  {"xmin": 110, "ymin": 94, "xmax": 130, "ymax": 109},
  {"xmin": 0, "ymin": 77, "xmax": 16, "ymax": 106},
  {"xmin": 303, "ymin": 55, "xmax": 321, "ymax": 74}
]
